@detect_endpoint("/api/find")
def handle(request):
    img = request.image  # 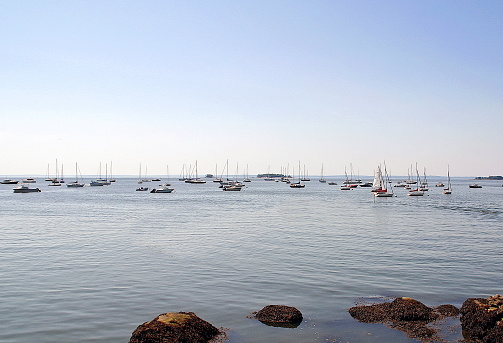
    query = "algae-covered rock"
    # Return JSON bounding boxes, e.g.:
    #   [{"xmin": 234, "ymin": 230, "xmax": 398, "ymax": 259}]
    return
[
  {"xmin": 129, "ymin": 312, "xmax": 222, "ymax": 343},
  {"xmin": 349, "ymin": 297, "xmax": 459, "ymax": 341},
  {"xmin": 253, "ymin": 305, "xmax": 303, "ymax": 328},
  {"xmin": 461, "ymin": 295, "xmax": 503, "ymax": 343}
]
